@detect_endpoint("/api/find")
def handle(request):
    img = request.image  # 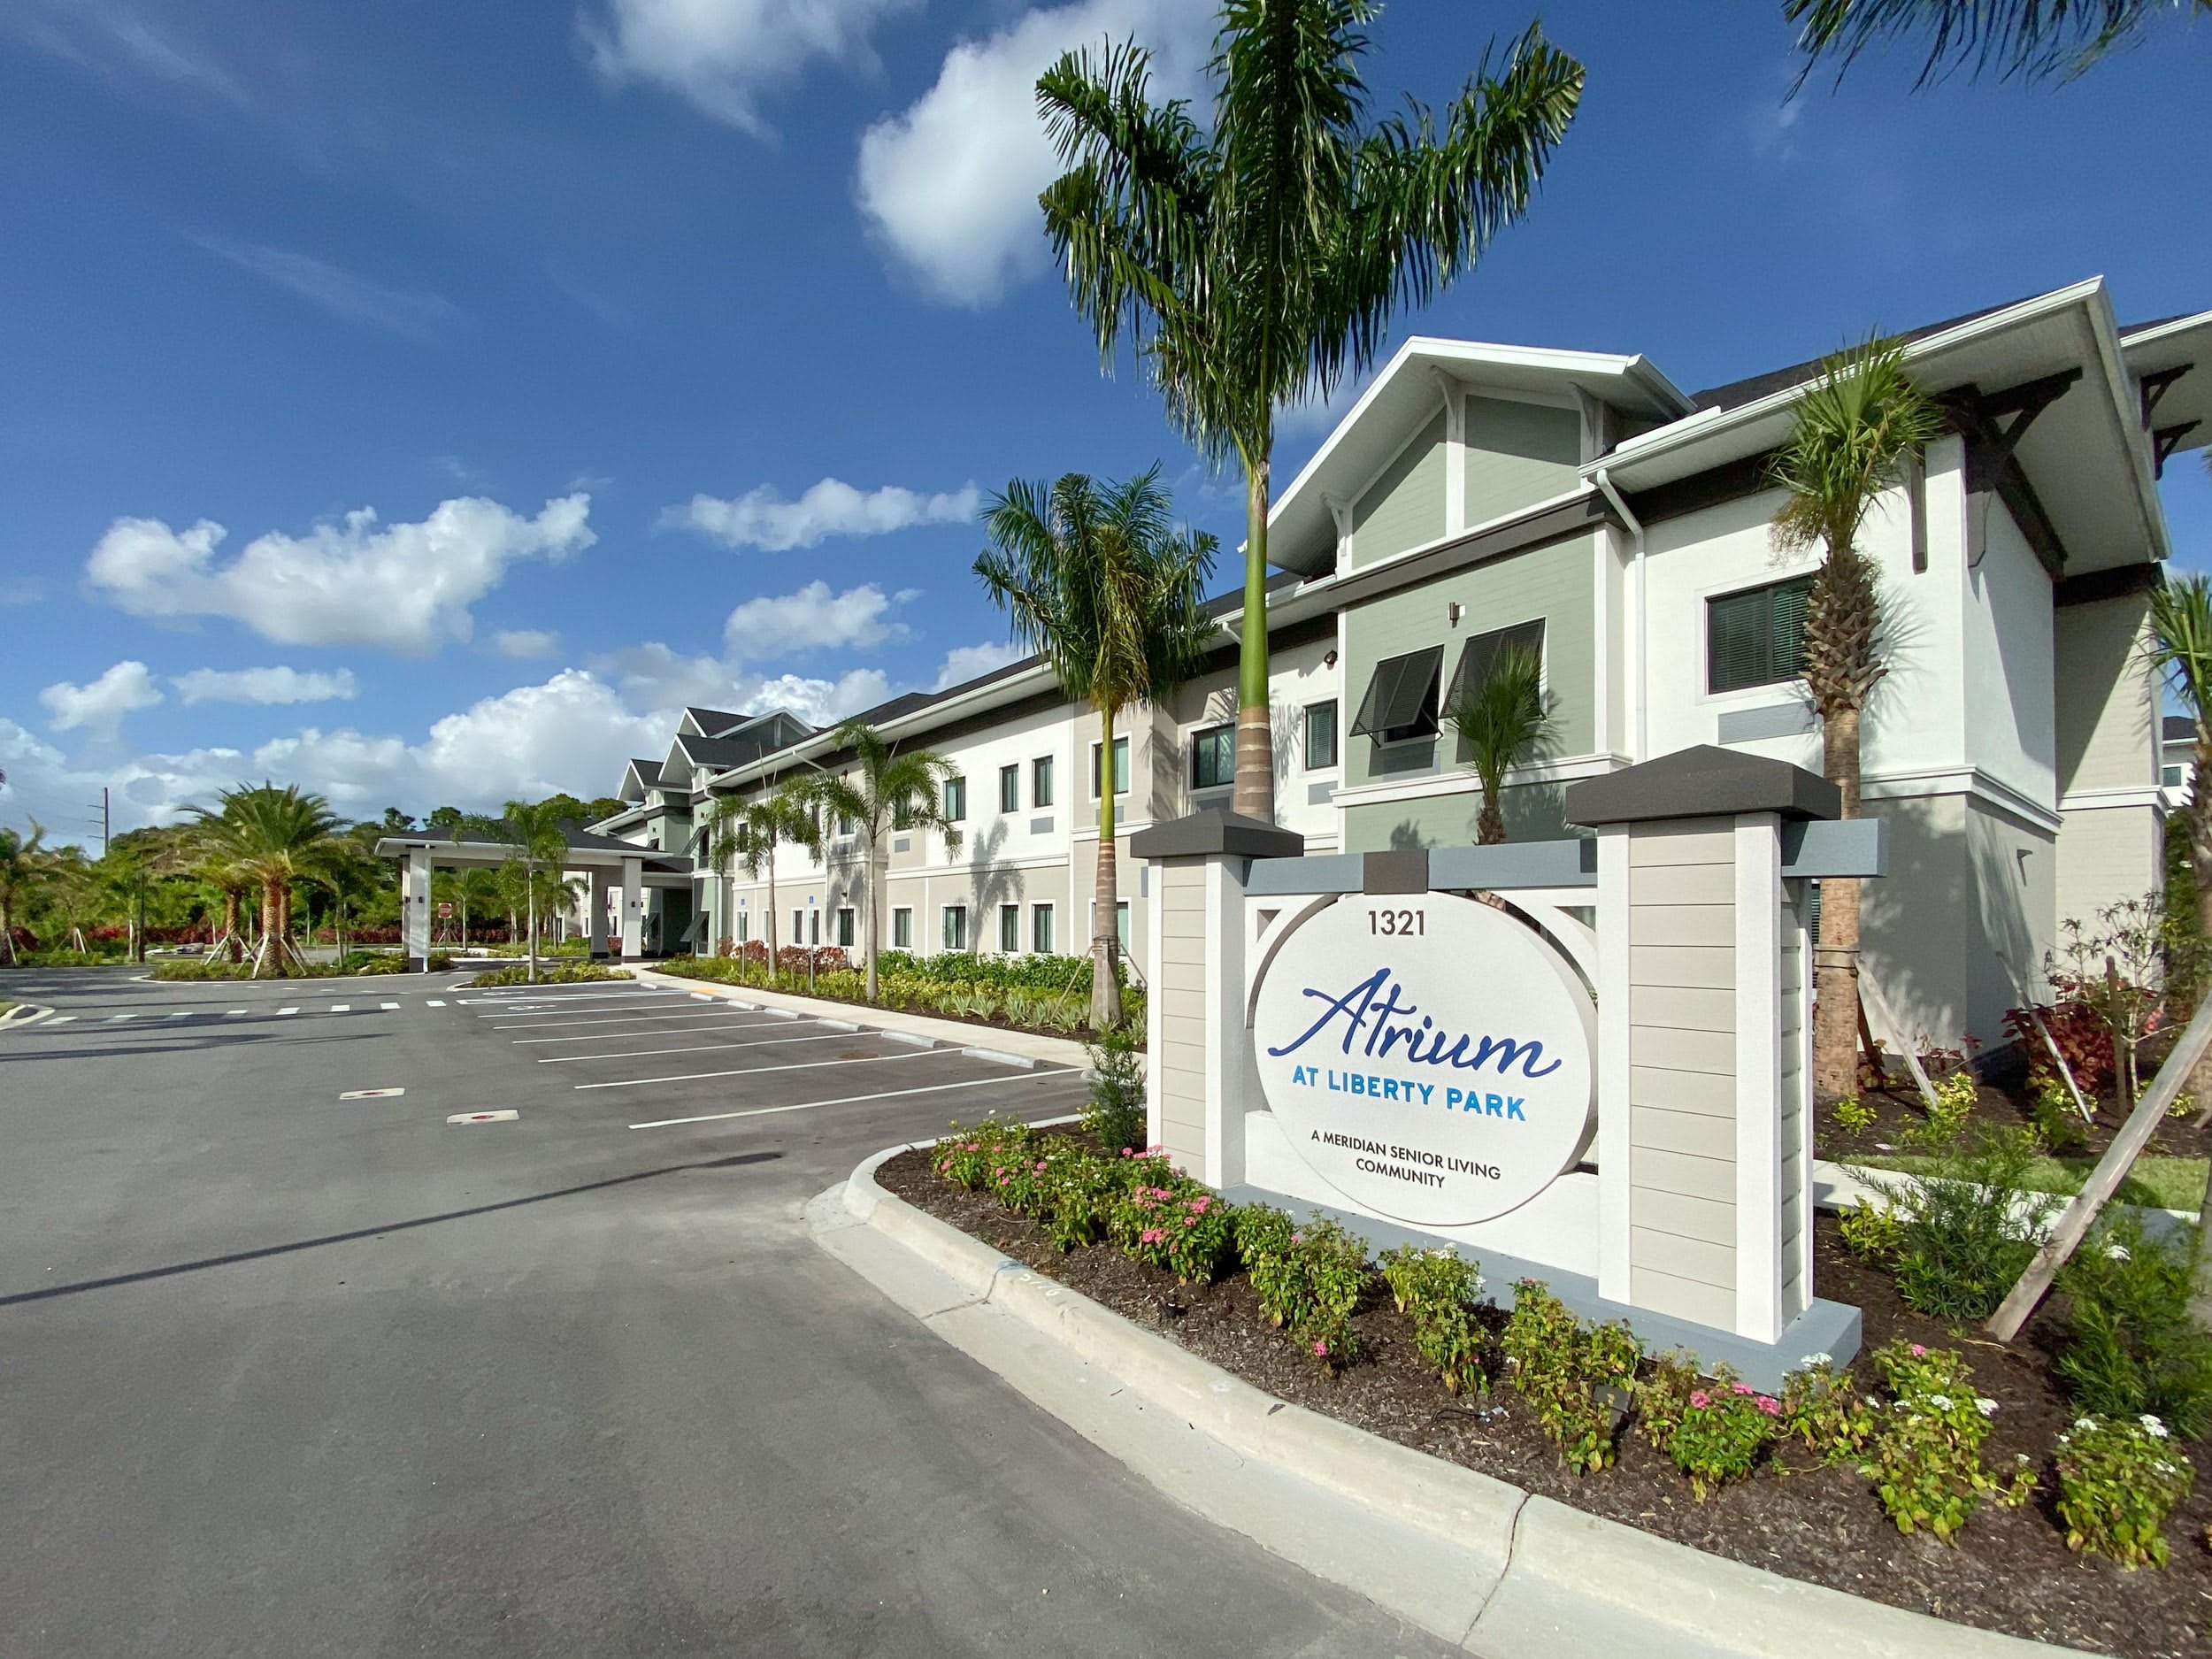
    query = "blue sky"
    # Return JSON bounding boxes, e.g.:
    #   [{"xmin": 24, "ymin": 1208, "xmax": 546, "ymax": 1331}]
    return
[{"xmin": 3, "ymin": 0, "xmax": 2208, "ymax": 843}]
